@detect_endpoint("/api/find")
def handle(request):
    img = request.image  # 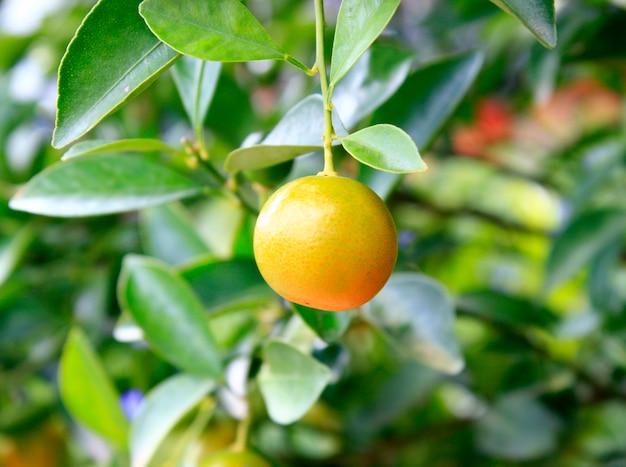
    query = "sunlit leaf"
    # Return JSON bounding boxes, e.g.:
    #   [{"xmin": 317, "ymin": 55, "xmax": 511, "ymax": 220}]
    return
[
  {"xmin": 118, "ymin": 255, "xmax": 222, "ymax": 377},
  {"xmin": 53, "ymin": 0, "xmax": 178, "ymax": 148},
  {"xmin": 490, "ymin": 0, "xmax": 557, "ymax": 48},
  {"xmin": 330, "ymin": 0, "xmax": 401, "ymax": 86},
  {"xmin": 58, "ymin": 328, "xmax": 129, "ymax": 447},
  {"xmin": 61, "ymin": 138, "xmax": 178, "ymax": 160},
  {"xmin": 340, "ymin": 124, "xmax": 425, "ymax": 174},
  {"xmin": 9, "ymin": 155, "xmax": 202, "ymax": 217},
  {"xmin": 0, "ymin": 225, "xmax": 34, "ymax": 287},
  {"xmin": 365, "ymin": 272, "xmax": 464, "ymax": 374},
  {"xmin": 258, "ymin": 340, "xmax": 332, "ymax": 425},
  {"xmin": 140, "ymin": 0, "xmax": 285, "ymax": 62},
  {"xmin": 130, "ymin": 374, "xmax": 215, "ymax": 467},
  {"xmin": 171, "ymin": 57, "xmax": 221, "ymax": 129}
]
